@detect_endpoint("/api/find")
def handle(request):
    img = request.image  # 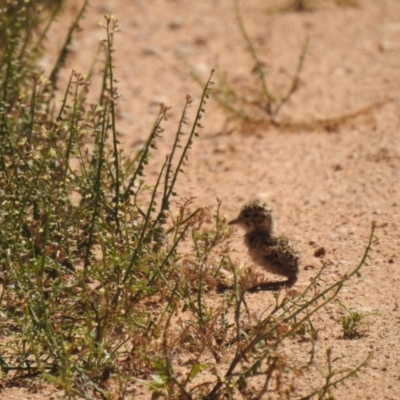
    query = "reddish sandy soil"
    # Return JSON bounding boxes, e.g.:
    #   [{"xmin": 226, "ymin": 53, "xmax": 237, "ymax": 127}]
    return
[{"xmin": 2, "ymin": 0, "xmax": 400, "ymax": 398}]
